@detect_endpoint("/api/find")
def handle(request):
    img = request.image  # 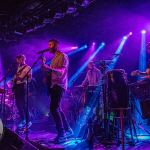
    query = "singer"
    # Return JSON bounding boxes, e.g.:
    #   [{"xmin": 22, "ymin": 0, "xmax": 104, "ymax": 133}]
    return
[{"xmin": 42, "ymin": 39, "xmax": 73, "ymax": 143}]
